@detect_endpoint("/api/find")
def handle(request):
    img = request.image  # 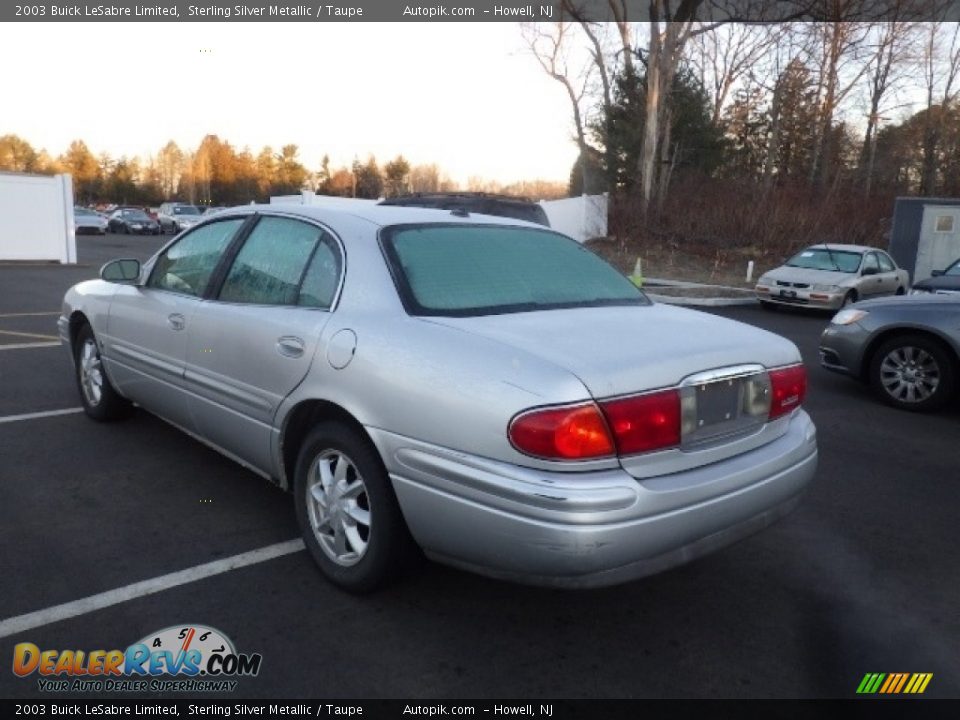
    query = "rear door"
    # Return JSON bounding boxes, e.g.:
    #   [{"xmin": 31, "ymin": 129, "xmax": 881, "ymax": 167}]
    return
[
  {"xmin": 183, "ymin": 214, "xmax": 343, "ymax": 475},
  {"xmin": 104, "ymin": 217, "xmax": 247, "ymax": 428}
]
